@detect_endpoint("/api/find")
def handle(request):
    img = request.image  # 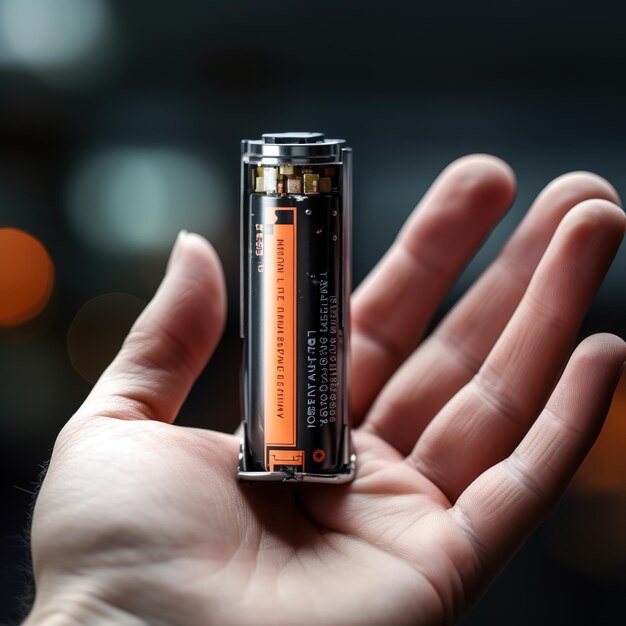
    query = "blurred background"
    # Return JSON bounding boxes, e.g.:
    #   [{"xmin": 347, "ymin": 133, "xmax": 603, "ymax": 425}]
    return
[{"xmin": 1, "ymin": 0, "xmax": 626, "ymax": 623}]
